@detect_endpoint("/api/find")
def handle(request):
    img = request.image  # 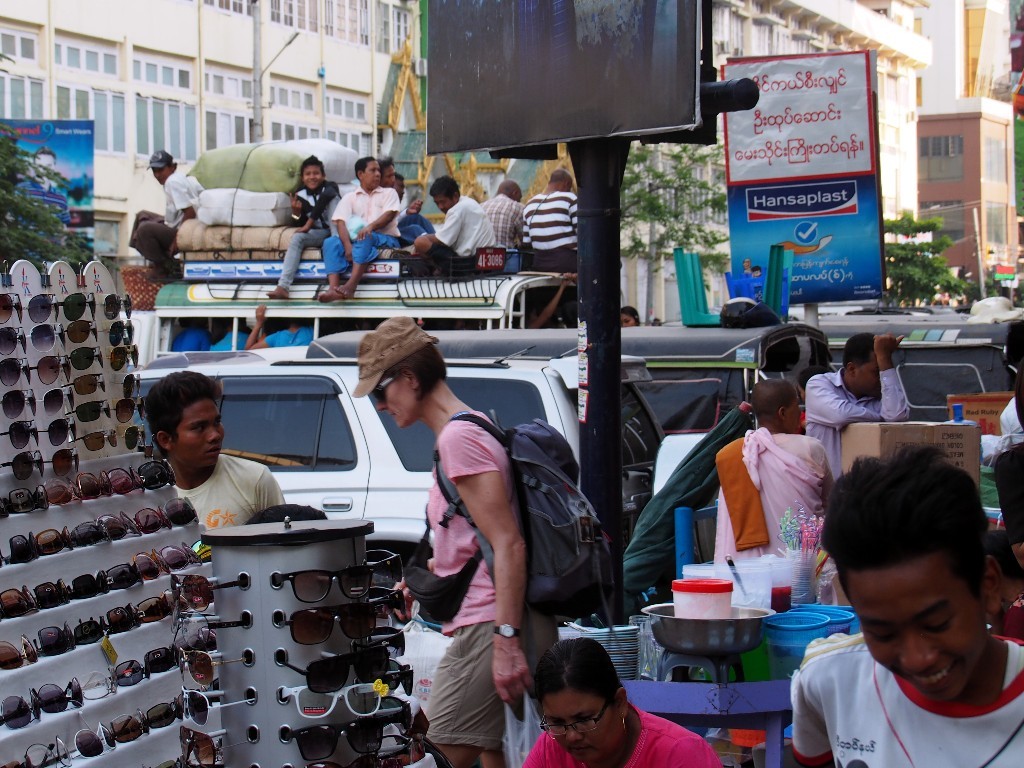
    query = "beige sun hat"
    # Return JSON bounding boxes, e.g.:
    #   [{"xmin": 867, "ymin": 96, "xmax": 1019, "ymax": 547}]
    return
[{"xmin": 353, "ymin": 317, "xmax": 439, "ymax": 397}]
